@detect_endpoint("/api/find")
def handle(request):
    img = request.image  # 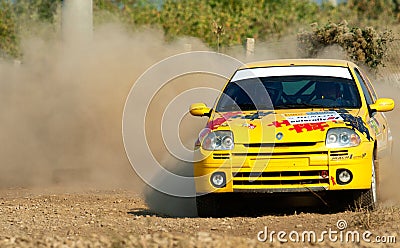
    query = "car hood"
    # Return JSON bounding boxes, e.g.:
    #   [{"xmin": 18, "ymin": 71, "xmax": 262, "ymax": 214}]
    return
[{"xmin": 207, "ymin": 108, "xmax": 368, "ymax": 144}]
